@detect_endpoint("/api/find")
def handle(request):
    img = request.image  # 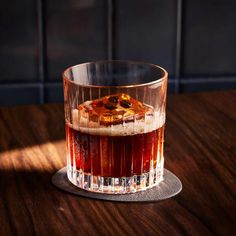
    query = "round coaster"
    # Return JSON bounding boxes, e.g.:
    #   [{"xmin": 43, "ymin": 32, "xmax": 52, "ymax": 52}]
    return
[{"xmin": 51, "ymin": 167, "xmax": 182, "ymax": 202}]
